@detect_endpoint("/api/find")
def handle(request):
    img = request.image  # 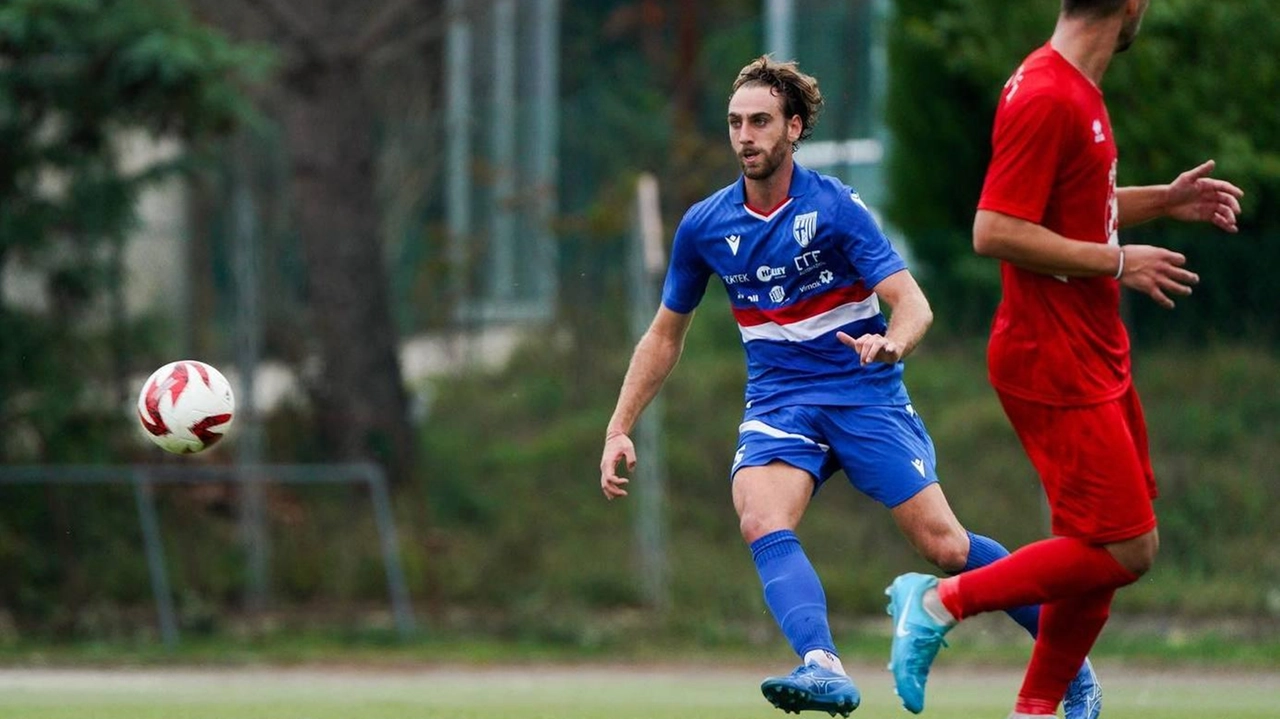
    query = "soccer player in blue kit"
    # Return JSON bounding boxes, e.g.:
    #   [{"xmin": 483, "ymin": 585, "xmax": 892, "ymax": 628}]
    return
[{"xmin": 598, "ymin": 56, "xmax": 1100, "ymax": 717}]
